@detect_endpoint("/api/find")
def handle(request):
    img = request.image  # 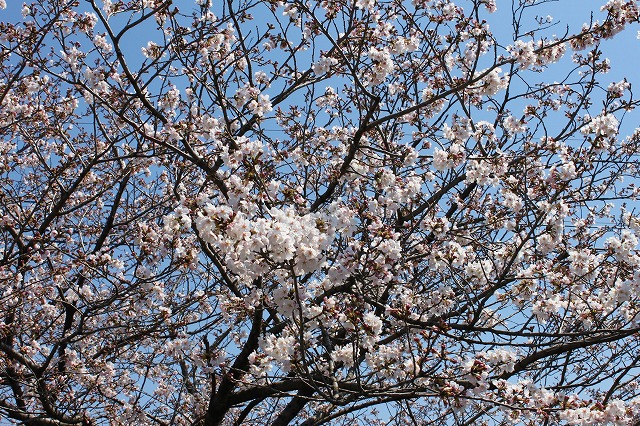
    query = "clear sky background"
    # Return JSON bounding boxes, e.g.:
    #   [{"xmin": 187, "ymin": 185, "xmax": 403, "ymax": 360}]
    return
[
  {"xmin": 496, "ymin": 0, "xmax": 640, "ymax": 83},
  {"xmin": 1, "ymin": 1, "xmax": 638, "ymax": 95},
  {"xmin": 2, "ymin": 0, "xmax": 638, "ymax": 119},
  {"xmin": 2, "ymin": 0, "xmax": 639, "ymax": 67}
]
